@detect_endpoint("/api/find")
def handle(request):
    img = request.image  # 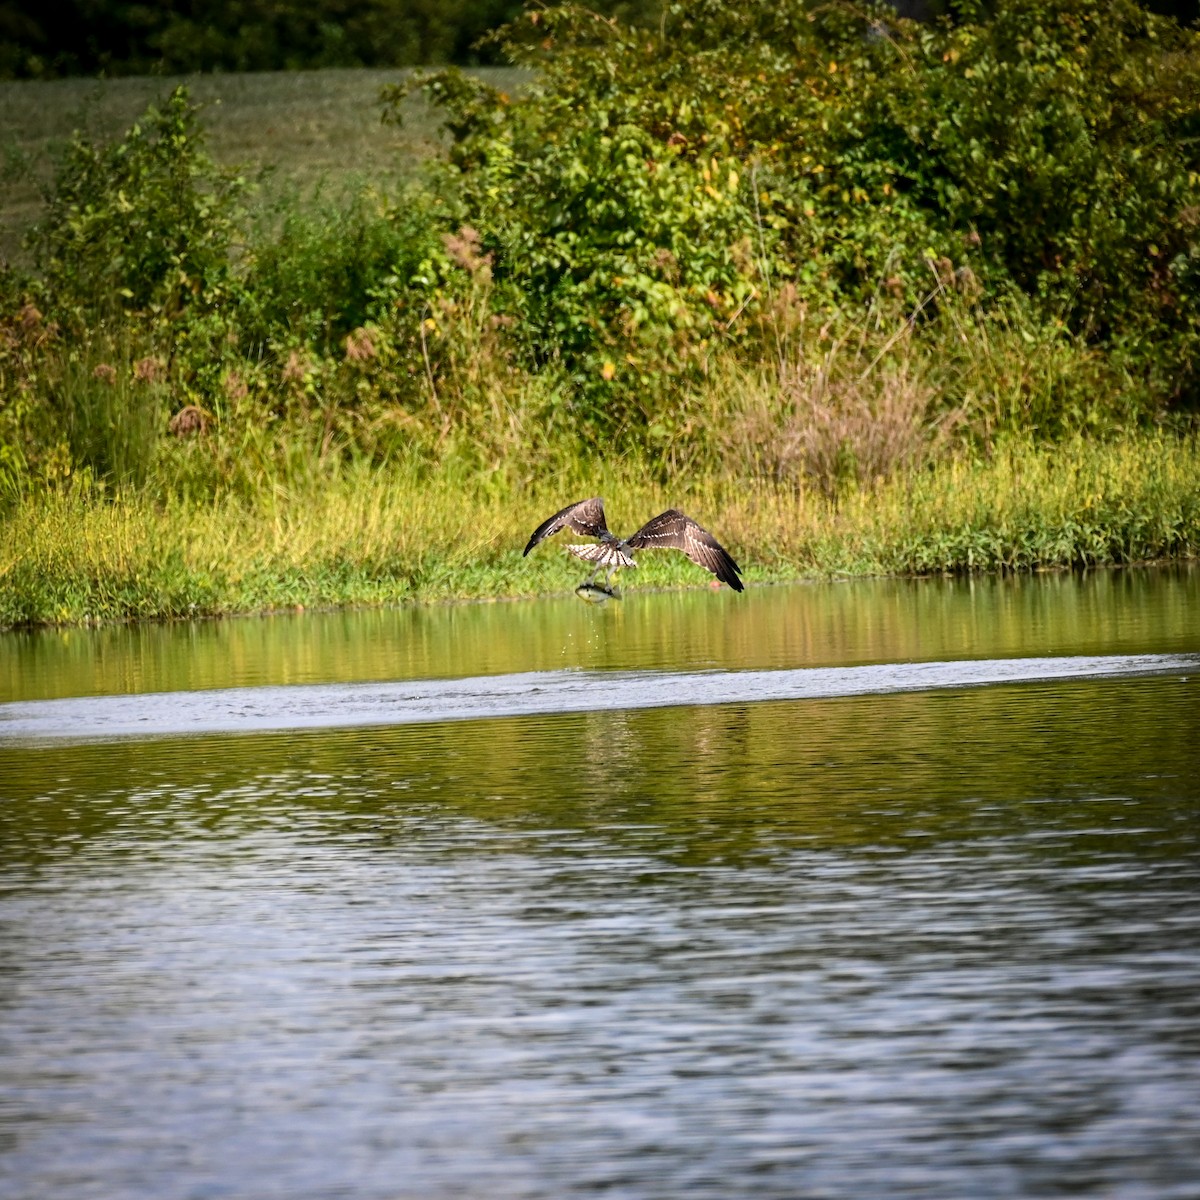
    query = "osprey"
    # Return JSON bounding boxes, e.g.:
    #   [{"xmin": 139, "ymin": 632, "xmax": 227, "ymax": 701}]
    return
[{"xmin": 524, "ymin": 497, "xmax": 743, "ymax": 599}]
